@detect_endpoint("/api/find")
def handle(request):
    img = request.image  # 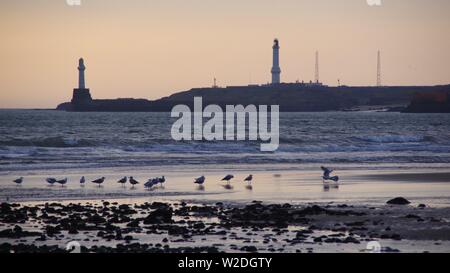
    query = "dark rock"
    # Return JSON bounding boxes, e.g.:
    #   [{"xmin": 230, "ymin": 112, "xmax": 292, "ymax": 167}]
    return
[
  {"xmin": 405, "ymin": 214, "xmax": 421, "ymax": 219},
  {"xmin": 143, "ymin": 207, "xmax": 173, "ymax": 224},
  {"xmin": 150, "ymin": 202, "xmax": 170, "ymax": 210},
  {"xmin": 345, "ymin": 221, "xmax": 365, "ymax": 227},
  {"xmin": 313, "ymin": 236, "xmax": 327, "ymax": 243},
  {"xmin": 0, "ymin": 225, "xmax": 41, "ymax": 238},
  {"xmin": 383, "ymin": 246, "xmax": 400, "ymax": 253},
  {"xmin": 126, "ymin": 219, "xmax": 141, "ymax": 228},
  {"xmin": 193, "ymin": 222, "xmax": 206, "ymax": 229},
  {"xmin": 36, "ymin": 235, "xmax": 47, "ymax": 241},
  {"xmin": 167, "ymin": 226, "xmax": 189, "ymax": 236},
  {"xmin": 68, "ymin": 227, "xmax": 78, "ymax": 234},
  {"xmin": 45, "ymin": 225, "xmax": 61, "ymax": 237},
  {"xmin": 343, "ymin": 236, "xmax": 360, "ymax": 244},
  {"xmin": 88, "ymin": 214, "xmax": 106, "ymax": 224},
  {"xmin": 325, "ymin": 237, "xmax": 342, "ymax": 243},
  {"xmin": 240, "ymin": 246, "xmax": 258, "ymax": 253},
  {"xmin": 387, "ymin": 197, "xmax": 410, "ymax": 205}
]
